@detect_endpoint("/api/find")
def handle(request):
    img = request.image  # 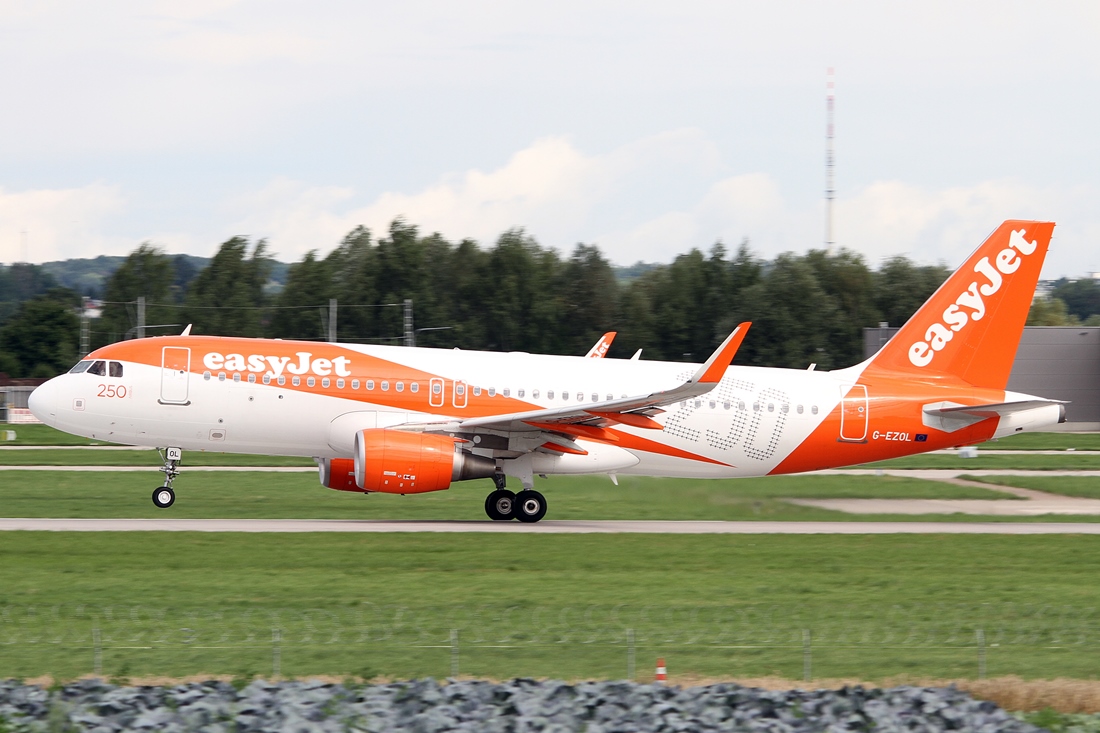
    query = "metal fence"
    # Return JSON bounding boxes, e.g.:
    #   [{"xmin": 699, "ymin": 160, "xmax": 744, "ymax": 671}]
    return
[{"xmin": 3, "ymin": 603, "xmax": 1096, "ymax": 680}]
